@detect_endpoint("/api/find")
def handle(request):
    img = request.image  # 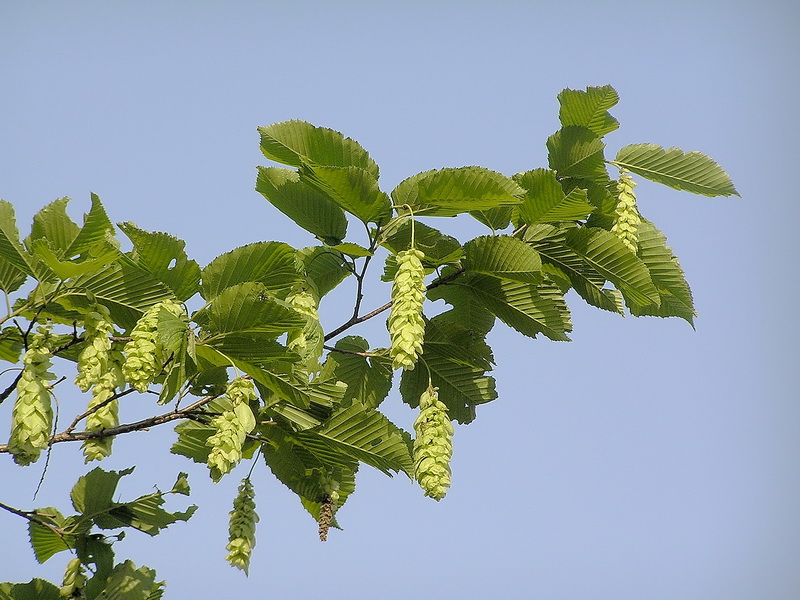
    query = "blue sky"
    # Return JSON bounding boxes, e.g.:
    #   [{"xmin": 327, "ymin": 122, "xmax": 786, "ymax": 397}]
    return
[{"xmin": 1, "ymin": 2, "xmax": 799, "ymax": 598}]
